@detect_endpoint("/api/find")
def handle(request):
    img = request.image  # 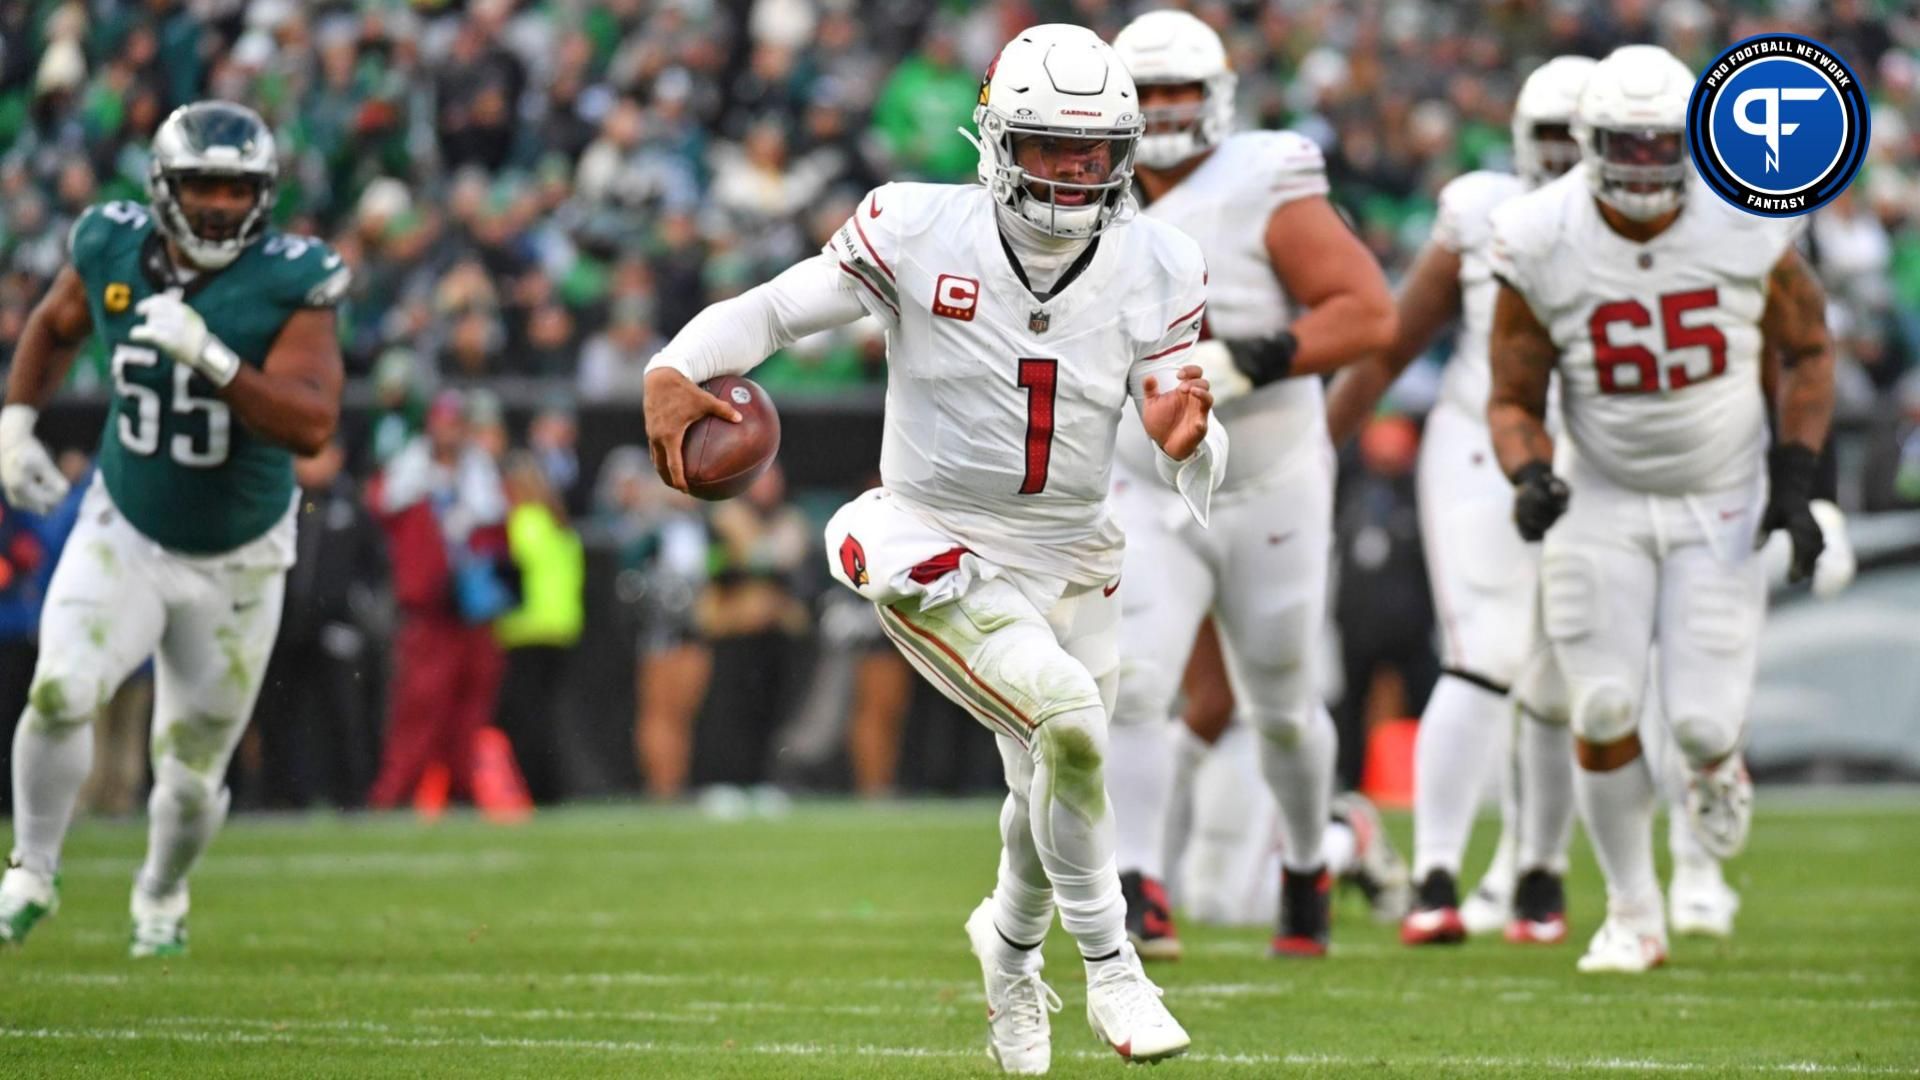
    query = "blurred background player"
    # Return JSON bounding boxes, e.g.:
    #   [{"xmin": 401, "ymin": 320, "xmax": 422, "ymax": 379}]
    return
[
  {"xmin": 642, "ymin": 25, "xmax": 1218, "ymax": 1072},
  {"xmin": 1487, "ymin": 45, "xmax": 1835, "ymax": 973},
  {"xmin": 0, "ymin": 102, "xmax": 347, "ymax": 955},
  {"xmin": 1326, "ymin": 55, "xmax": 1596, "ymax": 947},
  {"xmin": 1105, "ymin": 9, "xmax": 1399, "ymax": 960}
]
